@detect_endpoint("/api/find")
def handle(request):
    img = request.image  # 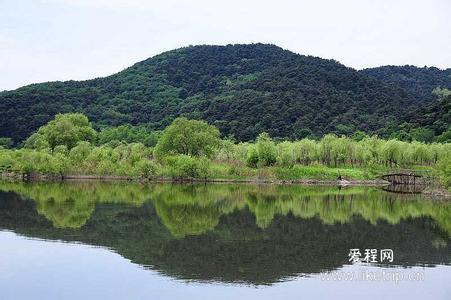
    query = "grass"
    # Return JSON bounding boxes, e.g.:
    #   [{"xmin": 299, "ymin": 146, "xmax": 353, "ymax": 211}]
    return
[
  {"xmin": 274, "ymin": 165, "xmax": 370, "ymax": 180},
  {"xmin": 208, "ymin": 161, "xmax": 387, "ymax": 181}
]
